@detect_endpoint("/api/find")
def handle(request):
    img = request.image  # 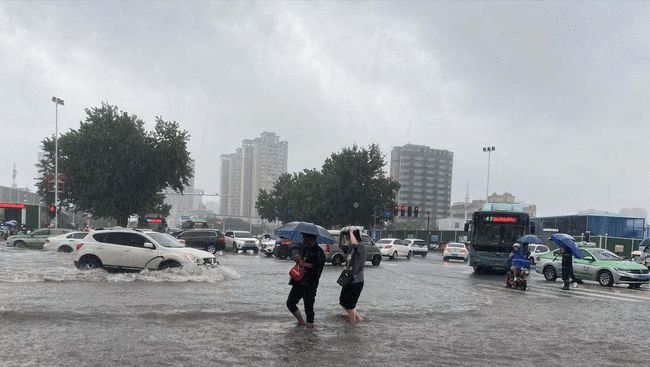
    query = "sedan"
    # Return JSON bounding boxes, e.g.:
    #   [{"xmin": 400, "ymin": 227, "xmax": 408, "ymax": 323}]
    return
[
  {"xmin": 43, "ymin": 231, "xmax": 89, "ymax": 253},
  {"xmin": 443, "ymin": 242, "xmax": 468, "ymax": 262},
  {"xmin": 403, "ymin": 239, "xmax": 428, "ymax": 257},
  {"xmin": 527, "ymin": 244, "xmax": 550, "ymax": 264},
  {"xmin": 535, "ymin": 247, "xmax": 649, "ymax": 288},
  {"xmin": 376, "ymin": 238, "xmax": 412, "ymax": 260},
  {"xmin": 8, "ymin": 228, "xmax": 73, "ymax": 249}
]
